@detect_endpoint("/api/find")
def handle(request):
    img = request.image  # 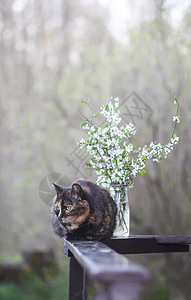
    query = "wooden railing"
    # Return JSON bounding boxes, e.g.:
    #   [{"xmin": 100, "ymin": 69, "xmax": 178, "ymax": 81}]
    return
[{"xmin": 64, "ymin": 236, "xmax": 191, "ymax": 300}]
